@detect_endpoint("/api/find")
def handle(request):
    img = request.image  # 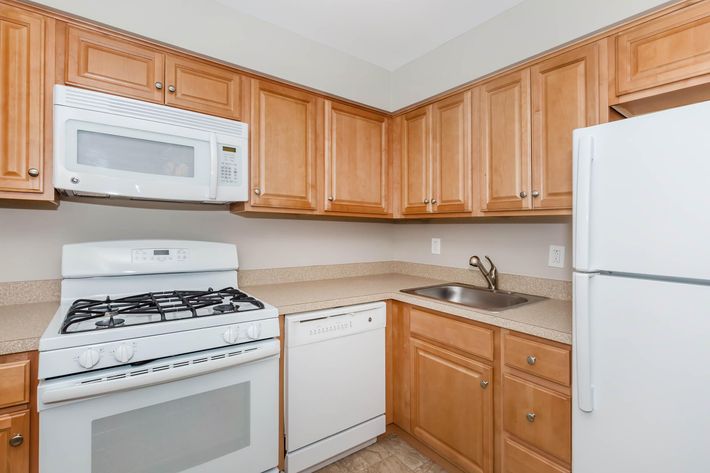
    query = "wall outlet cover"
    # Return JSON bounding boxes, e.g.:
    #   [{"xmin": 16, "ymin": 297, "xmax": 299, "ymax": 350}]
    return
[
  {"xmin": 431, "ymin": 238, "xmax": 441, "ymax": 255},
  {"xmin": 548, "ymin": 245, "xmax": 565, "ymax": 268}
]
